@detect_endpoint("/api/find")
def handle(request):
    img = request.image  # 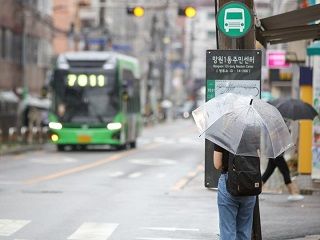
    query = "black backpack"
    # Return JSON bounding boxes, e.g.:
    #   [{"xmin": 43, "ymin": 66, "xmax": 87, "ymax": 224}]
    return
[{"xmin": 226, "ymin": 154, "xmax": 262, "ymax": 196}]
